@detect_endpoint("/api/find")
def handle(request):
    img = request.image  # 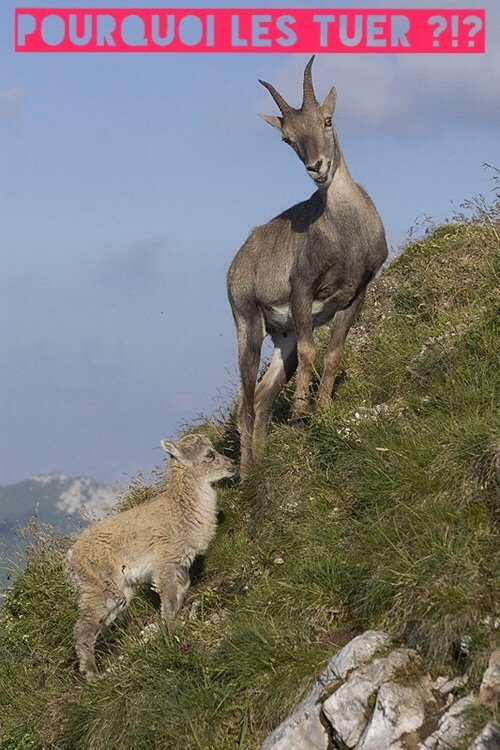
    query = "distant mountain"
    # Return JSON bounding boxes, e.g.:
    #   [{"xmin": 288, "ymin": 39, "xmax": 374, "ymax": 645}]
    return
[
  {"xmin": 0, "ymin": 473, "xmax": 117, "ymax": 529},
  {"xmin": 0, "ymin": 473, "xmax": 117, "ymax": 589}
]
